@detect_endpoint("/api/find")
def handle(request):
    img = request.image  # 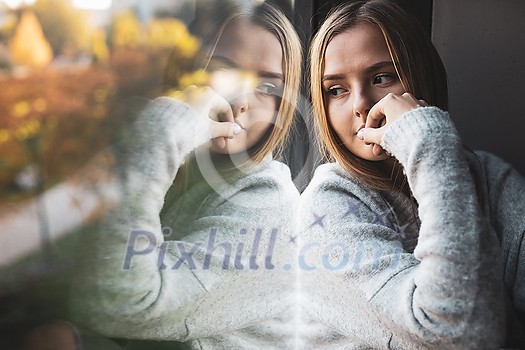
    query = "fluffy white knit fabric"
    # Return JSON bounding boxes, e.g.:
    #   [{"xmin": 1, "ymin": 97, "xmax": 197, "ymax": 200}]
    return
[
  {"xmin": 297, "ymin": 107, "xmax": 525, "ymax": 349},
  {"xmin": 69, "ymin": 97, "xmax": 299, "ymax": 349}
]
